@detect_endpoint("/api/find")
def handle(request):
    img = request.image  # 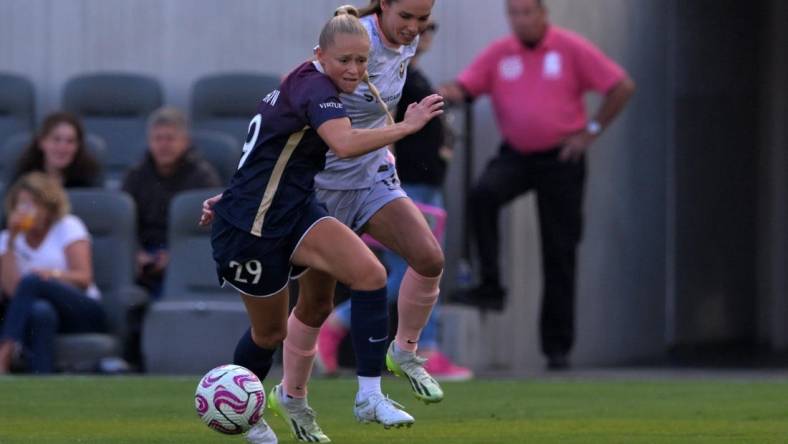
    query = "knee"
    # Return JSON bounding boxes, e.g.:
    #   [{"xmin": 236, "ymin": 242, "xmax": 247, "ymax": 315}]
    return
[
  {"xmin": 251, "ymin": 325, "xmax": 286, "ymax": 349},
  {"xmin": 349, "ymin": 260, "xmax": 387, "ymax": 291},
  {"xmin": 408, "ymin": 241, "xmax": 445, "ymax": 278},
  {"xmin": 30, "ymin": 300, "xmax": 58, "ymax": 327}
]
